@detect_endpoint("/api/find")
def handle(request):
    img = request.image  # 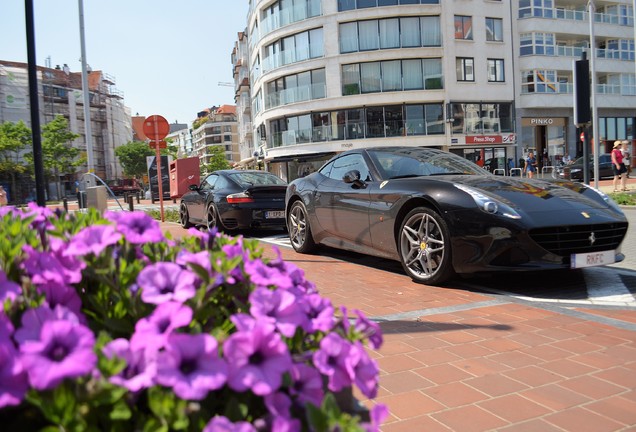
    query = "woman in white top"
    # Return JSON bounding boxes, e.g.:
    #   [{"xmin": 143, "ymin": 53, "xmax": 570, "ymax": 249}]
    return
[{"xmin": 622, "ymin": 140, "xmax": 631, "ymax": 179}]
